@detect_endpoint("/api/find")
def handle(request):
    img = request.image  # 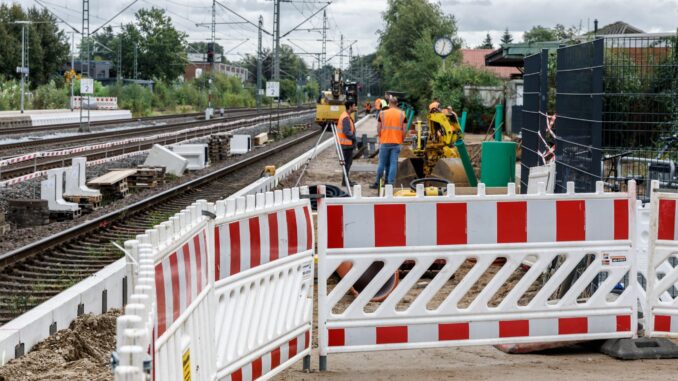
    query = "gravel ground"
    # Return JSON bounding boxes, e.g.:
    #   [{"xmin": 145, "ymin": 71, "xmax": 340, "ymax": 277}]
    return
[{"xmin": 0, "ymin": 116, "xmax": 314, "ymax": 255}]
